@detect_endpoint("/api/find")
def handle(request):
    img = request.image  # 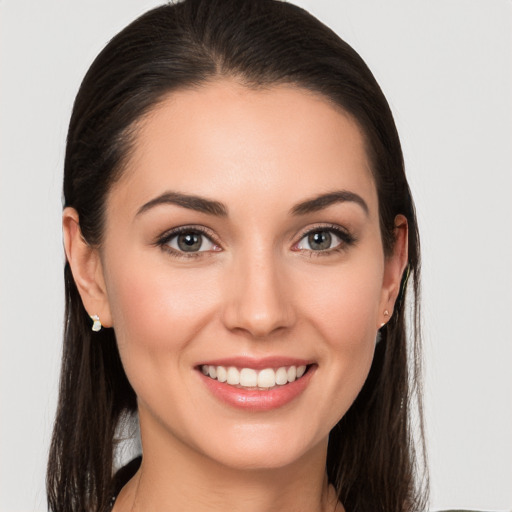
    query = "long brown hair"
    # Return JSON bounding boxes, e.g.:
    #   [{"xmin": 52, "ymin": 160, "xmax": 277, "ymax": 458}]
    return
[{"xmin": 47, "ymin": 1, "xmax": 428, "ymax": 510}]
